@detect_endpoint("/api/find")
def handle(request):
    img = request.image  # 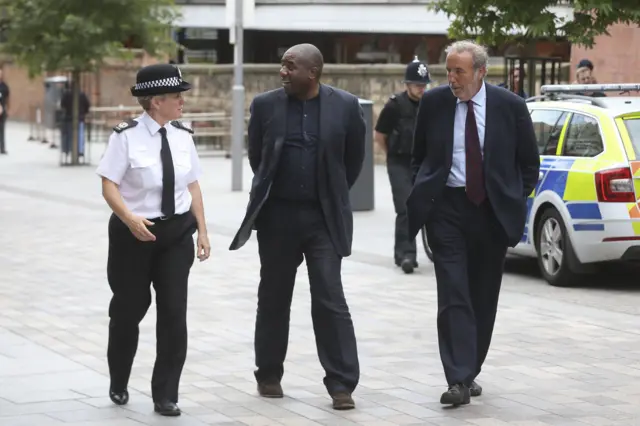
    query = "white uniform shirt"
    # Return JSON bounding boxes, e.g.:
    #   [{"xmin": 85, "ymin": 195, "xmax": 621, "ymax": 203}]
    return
[{"xmin": 96, "ymin": 112, "xmax": 203, "ymax": 219}]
